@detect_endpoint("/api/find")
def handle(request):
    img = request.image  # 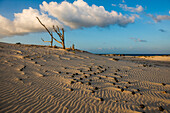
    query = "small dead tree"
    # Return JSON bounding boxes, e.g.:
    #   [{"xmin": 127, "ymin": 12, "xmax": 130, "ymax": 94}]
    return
[
  {"xmin": 36, "ymin": 17, "xmax": 65, "ymax": 49},
  {"xmin": 41, "ymin": 32, "xmax": 53, "ymax": 47}
]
